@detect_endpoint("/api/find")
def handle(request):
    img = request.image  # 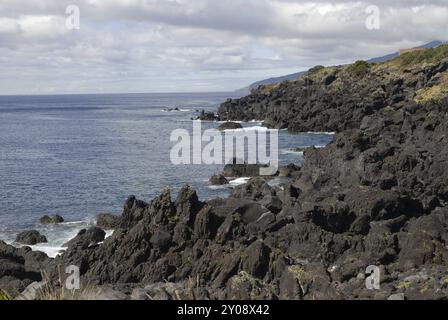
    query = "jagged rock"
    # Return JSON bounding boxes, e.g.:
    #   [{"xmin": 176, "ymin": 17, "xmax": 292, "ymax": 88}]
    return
[
  {"xmin": 277, "ymin": 164, "xmax": 300, "ymax": 177},
  {"xmin": 236, "ymin": 203, "xmax": 271, "ymax": 225},
  {"xmin": 222, "ymin": 158, "xmax": 269, "ymax": 177},
  {"xmin": 63, "ymin": 227, "xmax": 106, "ymax": 249},
  {"xmin": 231, "ymin": 177, "xmax": 275, "ymax": 201},
  {"xmin": 217, "ymin": 122, "xmax": 243, "ymax": 131},
  {"xmin": 215, "ymin": 214, "xmax": 244, "ymax": 243},
  {"xmin": 209, "ymin": 174, "xmax": 229, "ymax": 185},
  {"xmin": 227, "ymin": 272, "xmax": 276, "ymax": 300},
  {"xmin": 196, "ymin": 110, "xmax": 217, "ymax": 121},
  {"xmin": 150, "ymin": 230, "xmax": 172, "ymax": 251},
  {"xmin": 96, "ymin": 213, "xmax": 121, "ymax": 230},
  {"xmin": 175, "ymin": 185, "xmax": 204, "ymax": 227},
  {"xmin": 213, "ymin": 253, "xmax": 241, "ymax": 287},
  {"xmin": 241, "ymin": 240, "xmax": 270, "ymax": 278},
  {"xmin": 397, "ymin": 208, "xmax": 448, "ymax": 268},
  {"xmin": 40, "ymin": 215, "xmax": 64, "ymax": 224},
  {"xmin": 193, "ymin": 205, "xmax": 223, "ymax": 239},
  {"xmin": 0, "ymin": 241, "xmax": 47, "ymax": 297},
  {"xmin": 279, "ymin": 263, "xmax": 339, "ymax": 300},
  {"xmin": 149, "ymin": 189, "xmax": 176, "ymax": 226},
  {"xmin": 15, "ymin": 230, "xmax": 47, "ymax": 245},
  {"xmin": 120, "ymin": 195, "xmax": 148, "ymax": 228},
  {"xmin": 388, "ymin": 293, "xmax": 405, "ymax": 300}
]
